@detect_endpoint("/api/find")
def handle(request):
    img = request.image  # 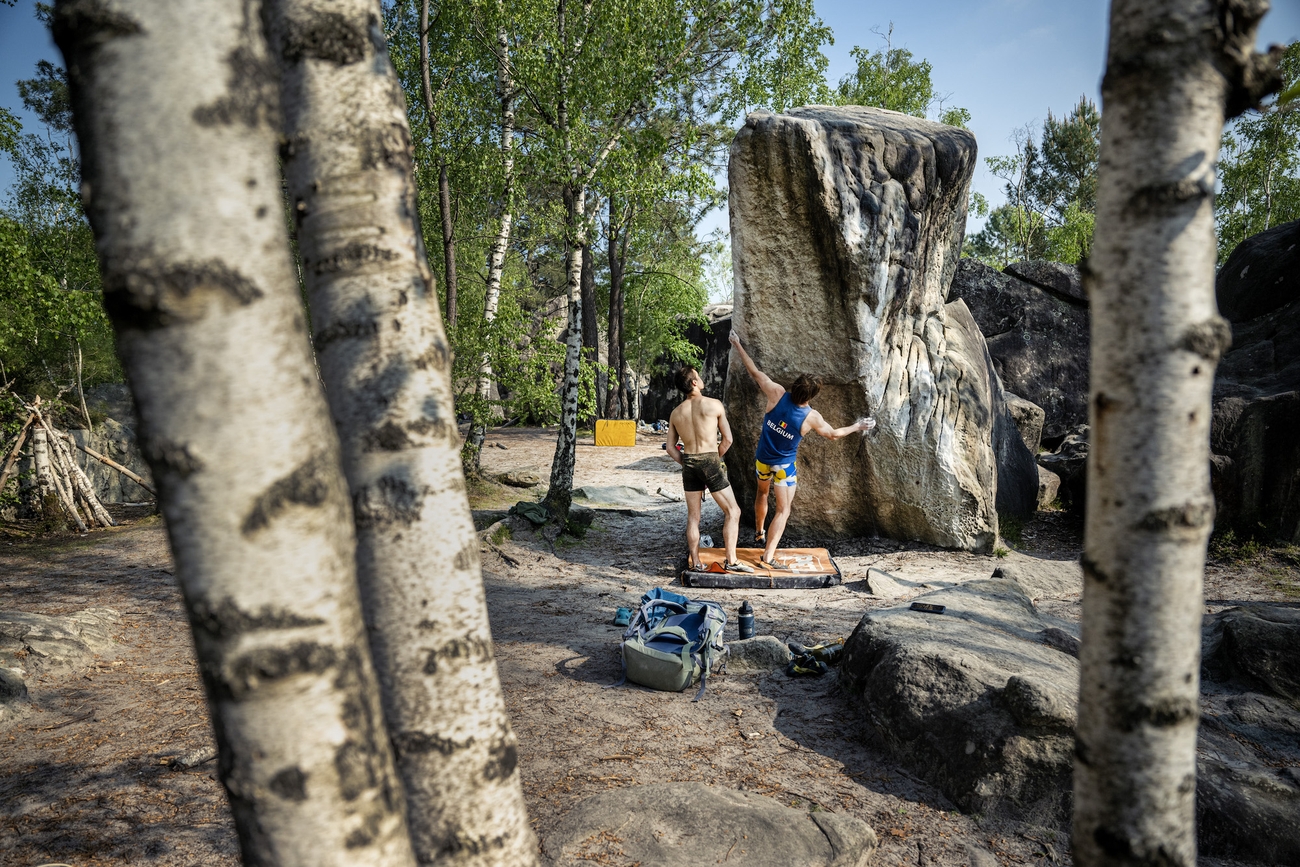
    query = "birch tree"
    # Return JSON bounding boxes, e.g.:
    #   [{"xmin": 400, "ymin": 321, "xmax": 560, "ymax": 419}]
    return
[
  {"xmin": 465, "ymin": 0, "xmax": 519, "ymax": 469},
  {"xmin": 267, "ymin": 1, "xmax": 536, "ymax": 864},
  {"xmin": 1075, "ymin": 2, "xmax": 1282, "ymax": 865},
  {"xmin": 52, "ymin": 1, "xmax": 416, "ymax": 864},
  {"xmin": 507, "ymin": 0, "xmax": 831, "ymax": 527}
]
